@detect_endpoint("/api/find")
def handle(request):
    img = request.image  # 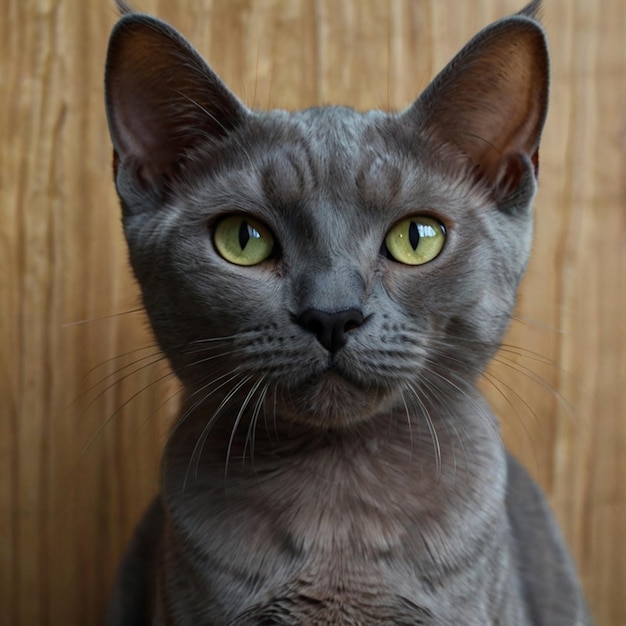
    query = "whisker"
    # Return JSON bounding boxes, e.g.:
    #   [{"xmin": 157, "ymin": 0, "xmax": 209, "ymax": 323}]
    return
[
  {"xmin": 423, "ymin": 333, "xmax": 577, "ymax": 424},
  {"xmin": 480, "ymin": 369, "xmax": 539, "ymax": 469},
  {"xmin": 170, "ymin": 370, "xmax": 243, "ymax": 442},
  {"xmin": 498, "ymin": 343, "xmax": 559, "ymax": 366},
  {"xmin": 244, "ymin": 379, "xmax": 270, "ymax": 468},
  {"xmin": 415, "ymin": 376, "xmax": 465, "ymax": 483},
  {"xmin": 184, "ymin": 334, "xmax": 242, "ymax": 350},
  {"xmin": 511, "ymin": 314, "xmax": 569, "ymax": 334},
  {"xmin": 83, "ymin": 346, "xmax": 165, "ymax": 386},
  {"xmin": 60, "ymin": 307, "xmax": 144, "ymax": 327},
  {"xmin": 422, "ymin": 361, "xmax": 502, "ymax": 446},
  {"xmin": 56, "ymin": 349, "xmax": 168, "ymax": 429},
  {"xmin": 81, "ymin": 365, "xmax": 176, "ymax": 455},
  {"xmin": 225, "ymin": 376, "xmax": 267, "ymax": 483},
  {"xmin": 184, "ymin": 374, "xmax": 254, "ymax": 490},
  {"xmin": 77, "ymin": 337, "xmax": 244, "ymax": 446},
  {"xmin": 183, "ymin": 346, "xmax": 249, "ymax": 364},
  {"xmin": 404, "ymin": 382, "xmax": 442, "ymax": 480},
  {"xmin": 490, "ymin": 353, "xmax": 578, "ymax": 422},
  {"xmin": 397, "ymin": 389, "xmax": 414, "ymax": 463}
]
